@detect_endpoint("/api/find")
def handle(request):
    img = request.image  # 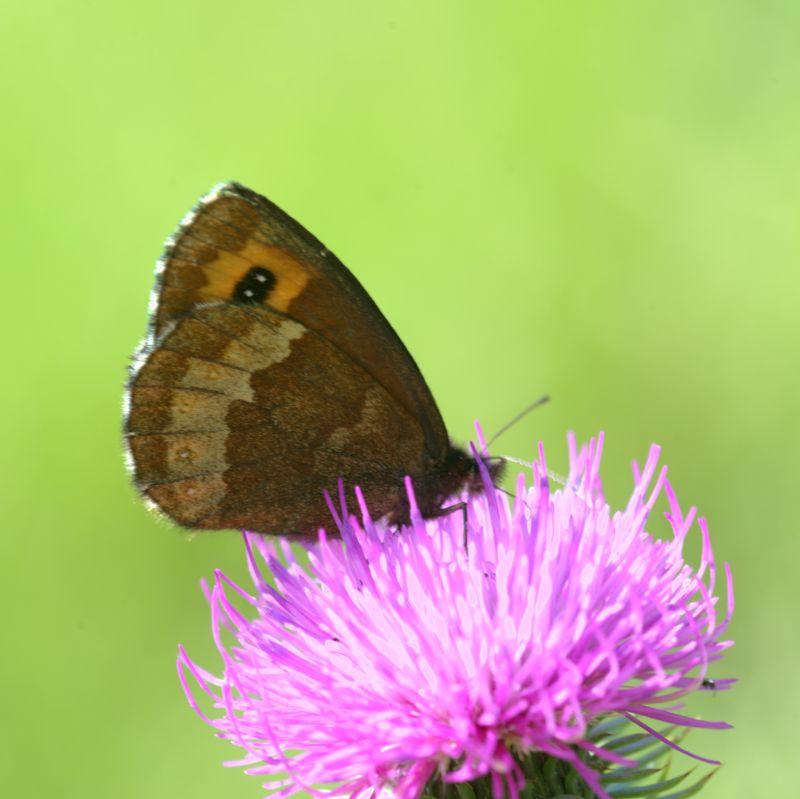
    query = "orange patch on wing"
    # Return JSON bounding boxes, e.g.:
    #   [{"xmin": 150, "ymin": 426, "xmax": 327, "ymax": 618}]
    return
[{"xmin": 198, "ymin": 240, "xmax": 310, "ymax": 311}]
